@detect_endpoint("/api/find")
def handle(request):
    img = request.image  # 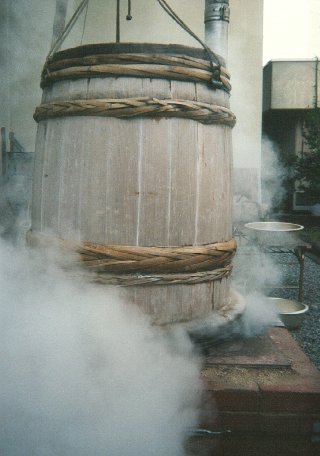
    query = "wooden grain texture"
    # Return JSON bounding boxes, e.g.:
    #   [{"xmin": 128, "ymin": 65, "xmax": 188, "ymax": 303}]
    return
[
  {"xmin": 31, "ymin": 49, "xmax": 234, "ymax": 324},
  {"xmin": 39, "ymin": 119, "xmax": 63, "ymax": 234},
  {"xmin": 31, "ymin": 122, "xmax": 47, "ymax": 231}
]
